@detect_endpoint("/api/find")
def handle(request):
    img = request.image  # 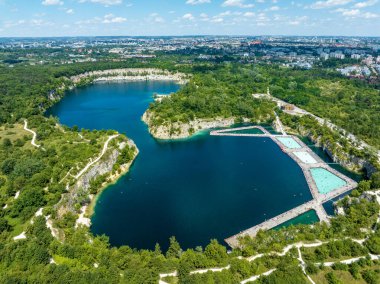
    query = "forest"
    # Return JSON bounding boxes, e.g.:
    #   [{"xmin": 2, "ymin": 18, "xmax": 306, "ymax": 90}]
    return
[
  {"xmin": 0, "ymin": 56, "xmax": 380, "ymax": 283},
  {"xmin": 147, "ymin": 65, "xmax": 276, "ymax": 129}
]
